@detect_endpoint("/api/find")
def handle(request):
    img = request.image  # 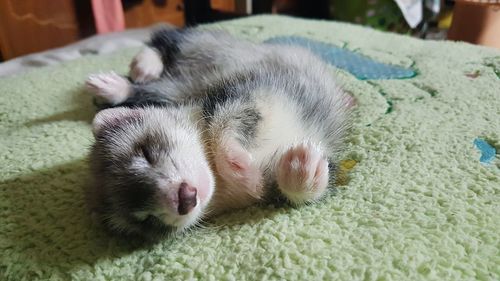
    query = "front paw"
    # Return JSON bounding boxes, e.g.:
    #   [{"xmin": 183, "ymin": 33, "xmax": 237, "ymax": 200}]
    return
[
  {"xmin": 85, "ymin": 72, "xmax": 131, "ymax": 105},
  {"xmin": 276, "ymin": 142, "xmax": 329, "ymax": 204},
  {"xmin": 129, "ymin": 47, "xmax": 163, "ymax": 83}
]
